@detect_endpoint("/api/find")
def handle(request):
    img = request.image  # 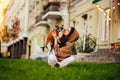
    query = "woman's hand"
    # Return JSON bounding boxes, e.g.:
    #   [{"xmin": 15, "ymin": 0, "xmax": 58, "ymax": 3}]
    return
[{"xmin": 52, "ymin": 31, "xmax": 58, "ymax": 45}]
